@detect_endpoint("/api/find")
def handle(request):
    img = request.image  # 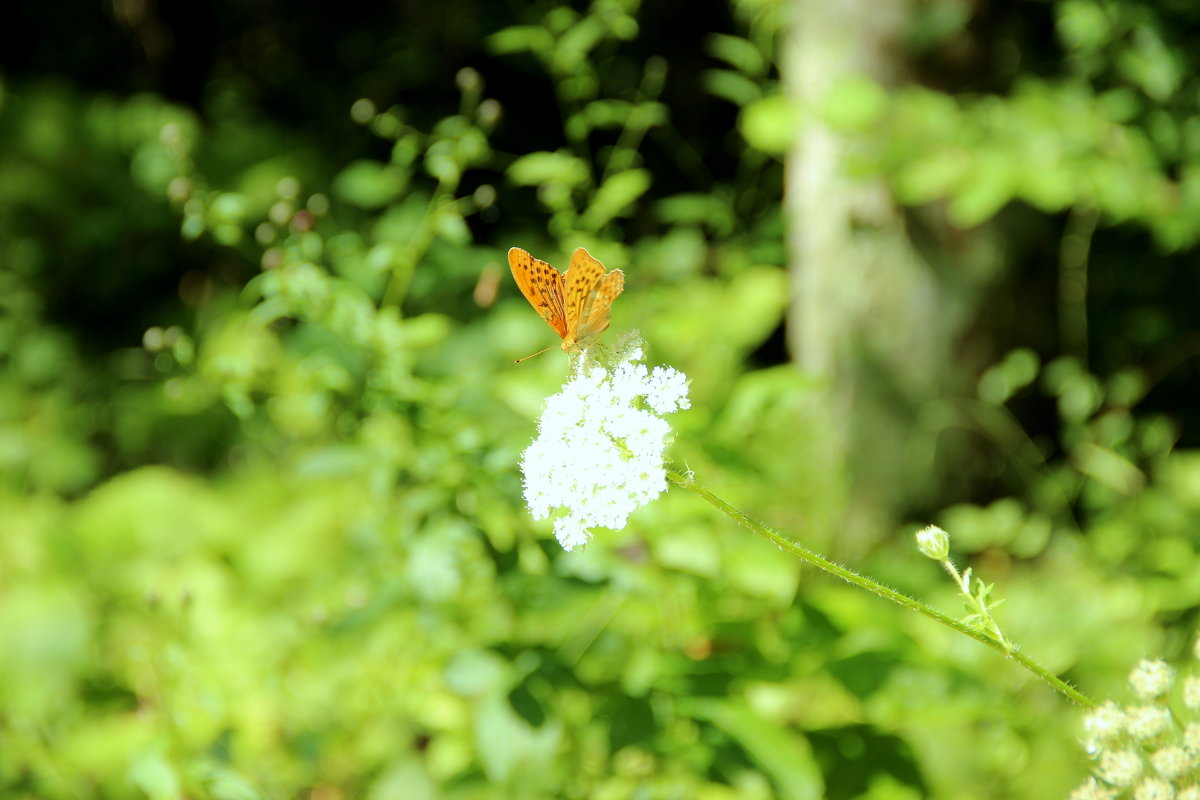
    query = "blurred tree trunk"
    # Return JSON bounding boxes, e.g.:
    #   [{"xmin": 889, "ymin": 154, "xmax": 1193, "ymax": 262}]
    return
[{"xmin": 784, "ymin": 0, "xmax": 970, "ymax": 551}]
